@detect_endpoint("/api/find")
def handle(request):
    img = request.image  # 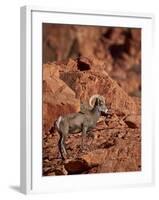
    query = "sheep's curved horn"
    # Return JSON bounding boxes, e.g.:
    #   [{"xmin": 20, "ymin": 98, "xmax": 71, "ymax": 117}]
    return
[{"xmin": 89, "ymin": 94, "xmax": 105, "ymax": 107}]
